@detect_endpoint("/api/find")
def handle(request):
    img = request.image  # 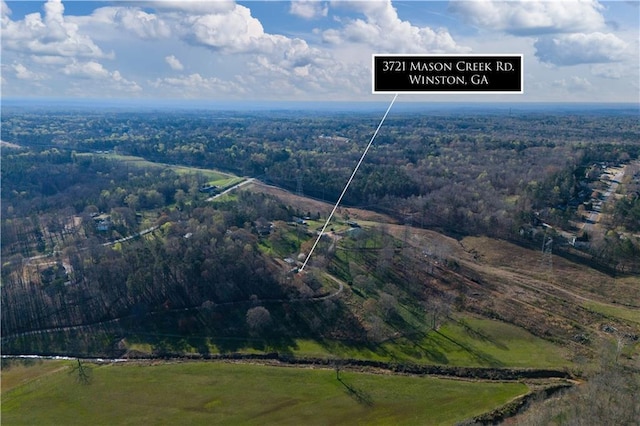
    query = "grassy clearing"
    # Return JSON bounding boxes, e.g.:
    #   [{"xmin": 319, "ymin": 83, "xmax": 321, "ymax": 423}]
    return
[
  {"xmin": 119, "ymin": 315, "xmax": 569, "ymax": 369},
  {"xmin": 210, "ymin": 176, "xmax": 245, "ymax": 188},
  {"xmin": 209, "ymin": 193, "xmax": 238, "ymax": 203},
  {"xmin": 2, "ymin": 361, "xmax": 528, "ymax": 426},
  {"xmin": 290, "ymin": 317, "xmax": 570, "ymax": 369},
  {"xmin": 87, "ymin": 153, "xmax": 236, "ymax": 183},
  {"xmin": 1, "ymin": 360, "xmax": 69, "ymax": 393},
  {"xmin": 582, "ymin": 301, "xmax": 640, "ymax": 325},
  {"xmin": 412, "ymin": 318, "xmax": 570, "ymax": 368}
]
